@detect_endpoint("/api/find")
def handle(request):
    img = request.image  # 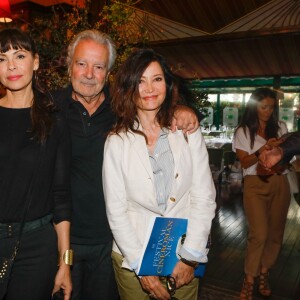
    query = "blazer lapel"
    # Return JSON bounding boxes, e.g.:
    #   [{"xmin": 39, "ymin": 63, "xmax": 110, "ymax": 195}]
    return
[
  {"xmin": 164, "ymin": 131, "xmax": 186, "ymax": 214},
  {"xmin": 130, "ymin": 133, "xmax": 154, "ymax": 182},
  {"xmin": 168, "ymin": 130, "xmax": 185, "ymax": 176}
]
